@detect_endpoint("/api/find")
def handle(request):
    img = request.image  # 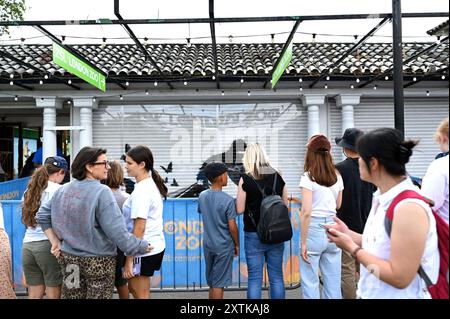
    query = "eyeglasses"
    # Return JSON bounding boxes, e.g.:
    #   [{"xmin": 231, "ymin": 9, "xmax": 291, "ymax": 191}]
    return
[{"xmin": 91, "ymin": 161, "xmax": 110, "ymax": 168}]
